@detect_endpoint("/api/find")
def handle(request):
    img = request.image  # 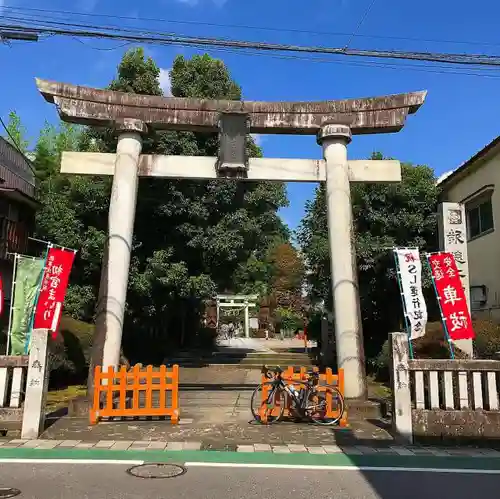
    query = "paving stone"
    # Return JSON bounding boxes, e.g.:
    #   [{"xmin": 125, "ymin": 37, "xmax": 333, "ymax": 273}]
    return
[
  {"xmin": 166, "ymin": 441, "xmax": 184, "ymax": 451},
  {"xmin": 7, "ymin": 439, "xmax": 25, "ymax": 444},
  {"xmin": 287, "ymin": 444, "xmax": 307, "ymax": 453},
  {"xmin": 110, "ymin": 441, "xmax": 133, "ymax": 450},
  {"xmin": 0, "ymin": 441, "xmax": 23, "ymax": 448},
  {"xmin": 390, "ymin": 446, "xmax": 415, "ymax": 456},
  {"xmin": 446, "ymin": 448, "xmax": 483, "ymax": 456},
  {"xmin": 410, "ymin": 447, "xmax": 433, "ymax": 456},
  {"xmin": 22, "ymin": 440, "xmax": 42, "ymax": 448},
  {"xmin": 355, "ymin": 446, "xmax": 379, "ymax": 454},
  {"xmin": 75, "ymin": 442, "xmax": 96, "ymax": 449},
  {"xmin": 253, "ymin": 444, "xmax": 272, "ymax": 452},
  {"xmin": 307, "ymin": 446, "xmax": 327, "ymax": 454},
  {"xmin": 147, "ymin": 441, "xmax": 167, "ymax": 450},
  {"xmin": 35, "ymin": 440, "xmax": 60, "ymax": 449},
  {"xmin": 476, "ymin": 449, "xmax": 500, "ymax": 456},
  {"xmin": 237, "ymin": 445, "xmax": 255, "ymax": 453},
  {"xmin": 340, "ymin": 447, "xmax": 363, "ymax": 455},
  {"xmin": 94, "ymin": 441, "xmax": 116, "ymax": 449},
  {"xmin": 428, "ymin": 448, "xmax": 451, "ymax": 456},
  {"xmin": 322, "ymin": 445, "xmax": 343, "ymax": 454},
  {"xmin": 183, "ymin": 441, "xmax": 202, "ymax": 451},
  {"xmin": 58, "ymin": 440, "xmax": 82, "ymax": 448},
  {"xmin": 129, "ymin": 442, "xmax": 150, "ymax": 450},
  {"xmin": 272, "ymin": 446, "xmax": 291, "ymax": 454}
]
